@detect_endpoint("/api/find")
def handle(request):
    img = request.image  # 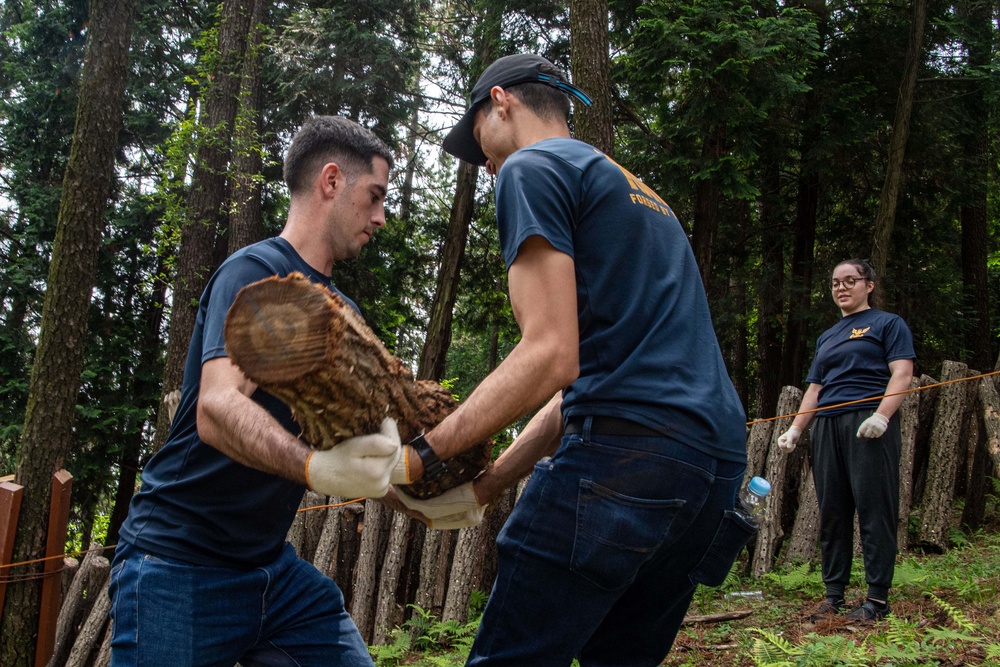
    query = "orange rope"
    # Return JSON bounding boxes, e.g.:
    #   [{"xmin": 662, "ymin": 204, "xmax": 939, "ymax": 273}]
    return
[
  {"xmin": 745, "ymin": 368, "xmax": 1000, "ymax": 426},
  {"xmin": 2, "ymin": 371, "xmax": 997, "ymax": 578}
]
